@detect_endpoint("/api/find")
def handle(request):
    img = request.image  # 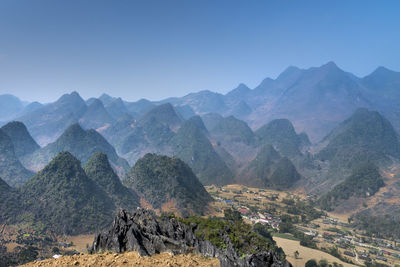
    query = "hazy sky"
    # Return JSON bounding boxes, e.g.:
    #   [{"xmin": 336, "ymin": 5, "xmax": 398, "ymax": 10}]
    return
[{"xmin": 0, "ymin": 0, "xmax": 399, "ymax": 103}]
